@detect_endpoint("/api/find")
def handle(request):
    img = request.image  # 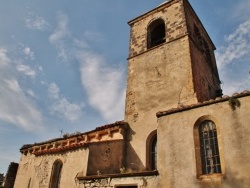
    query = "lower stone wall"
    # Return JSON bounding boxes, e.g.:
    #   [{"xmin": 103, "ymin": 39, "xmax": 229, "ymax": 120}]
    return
[
  {"xmin": 78, "ymin": 175, "xmax": 158, "ymax": 188},
  {"xmin": 14, "ymin": 148, "xmax": 89, "ymax": 188}
]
